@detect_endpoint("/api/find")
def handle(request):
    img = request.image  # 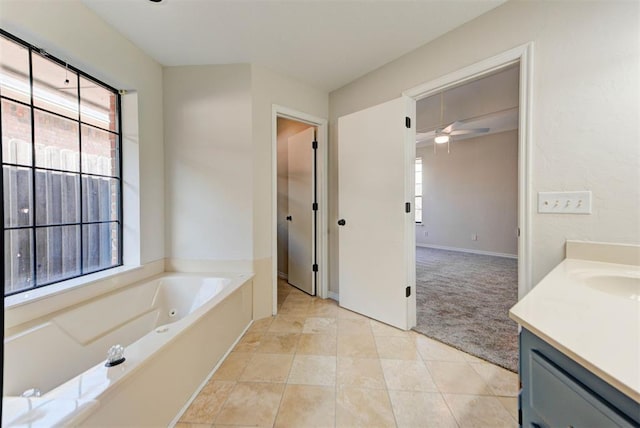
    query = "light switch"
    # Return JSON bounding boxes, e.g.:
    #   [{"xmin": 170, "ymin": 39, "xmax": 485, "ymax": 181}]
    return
[{"xmin": 538, "ymin": 191, "xmax": 592, "ymax": 214}]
